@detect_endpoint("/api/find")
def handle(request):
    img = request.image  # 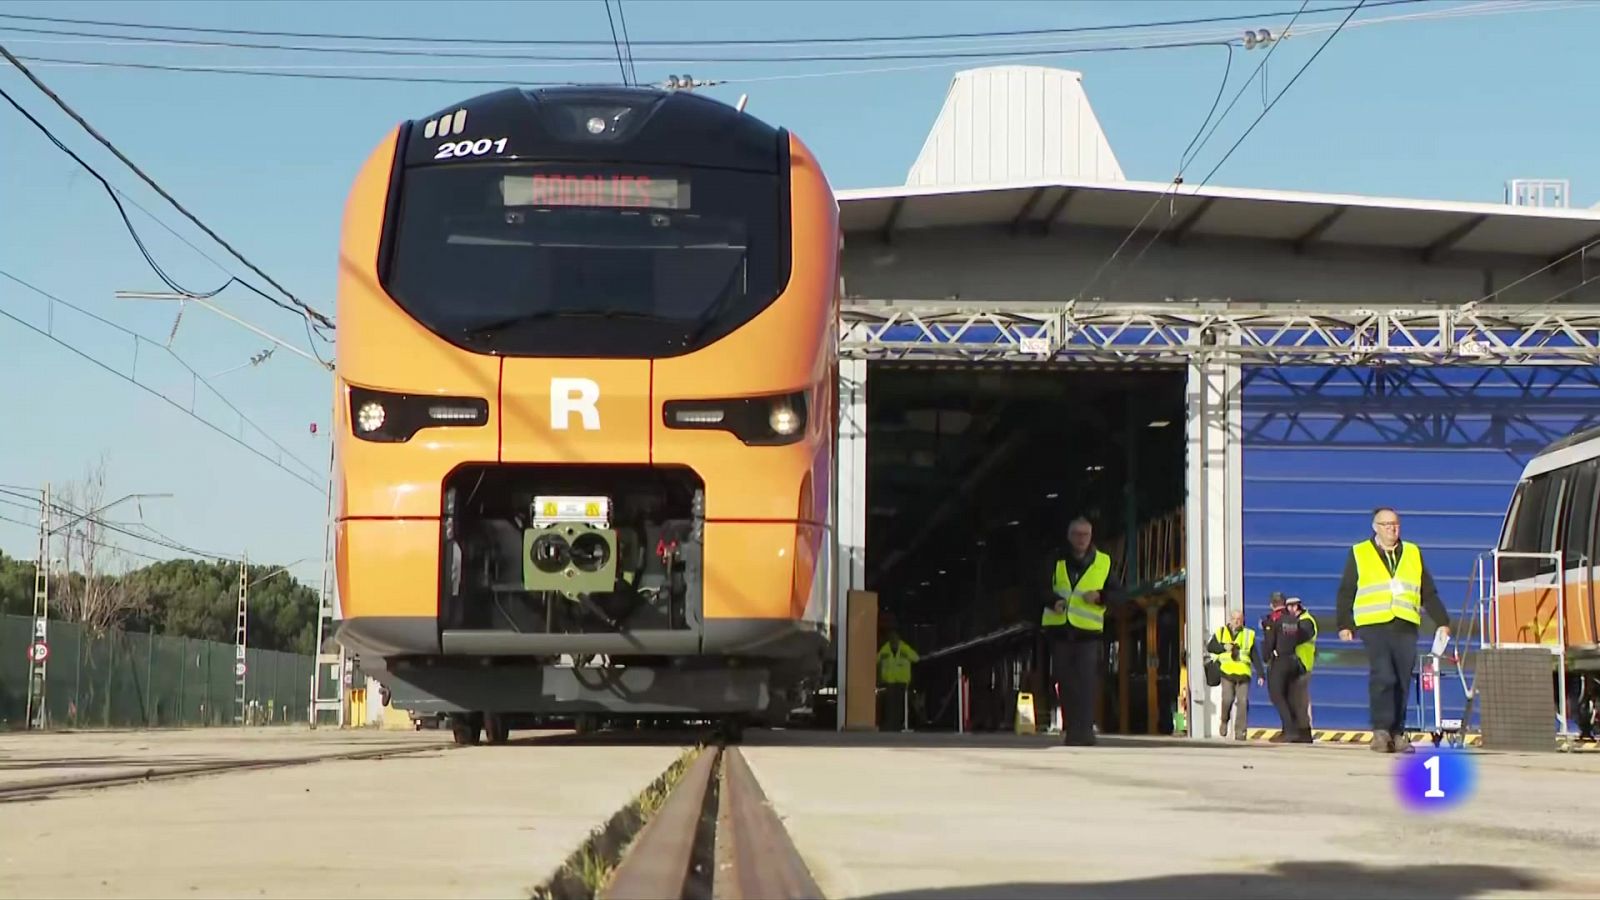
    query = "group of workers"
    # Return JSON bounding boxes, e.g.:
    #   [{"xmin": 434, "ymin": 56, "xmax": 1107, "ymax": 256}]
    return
[
  {"xmin": 1034, "ymin": 506, "xmax": 1451, "ymax": 751},
  {"xmin": 877, "ymin": 506, "xmax": 1453, "ymax": 750}
]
